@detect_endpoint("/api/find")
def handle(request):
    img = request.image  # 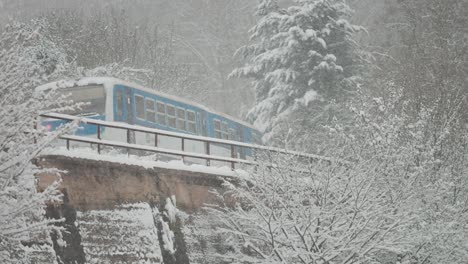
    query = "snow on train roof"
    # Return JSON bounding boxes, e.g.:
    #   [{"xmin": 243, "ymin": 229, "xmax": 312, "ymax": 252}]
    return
[{"xmin": 36, "ymin": 77, "xmax": 258, "ymax": 130}]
